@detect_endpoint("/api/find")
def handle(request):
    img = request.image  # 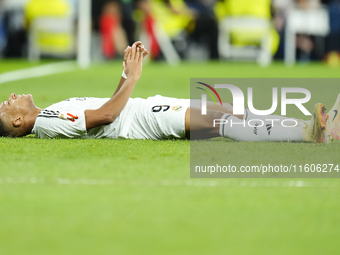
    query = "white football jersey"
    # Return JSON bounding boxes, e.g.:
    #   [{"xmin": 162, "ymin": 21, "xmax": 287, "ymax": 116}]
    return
[{"xmin": 32, "ymin": 97, "xmax": 142, "ymax": 139}]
